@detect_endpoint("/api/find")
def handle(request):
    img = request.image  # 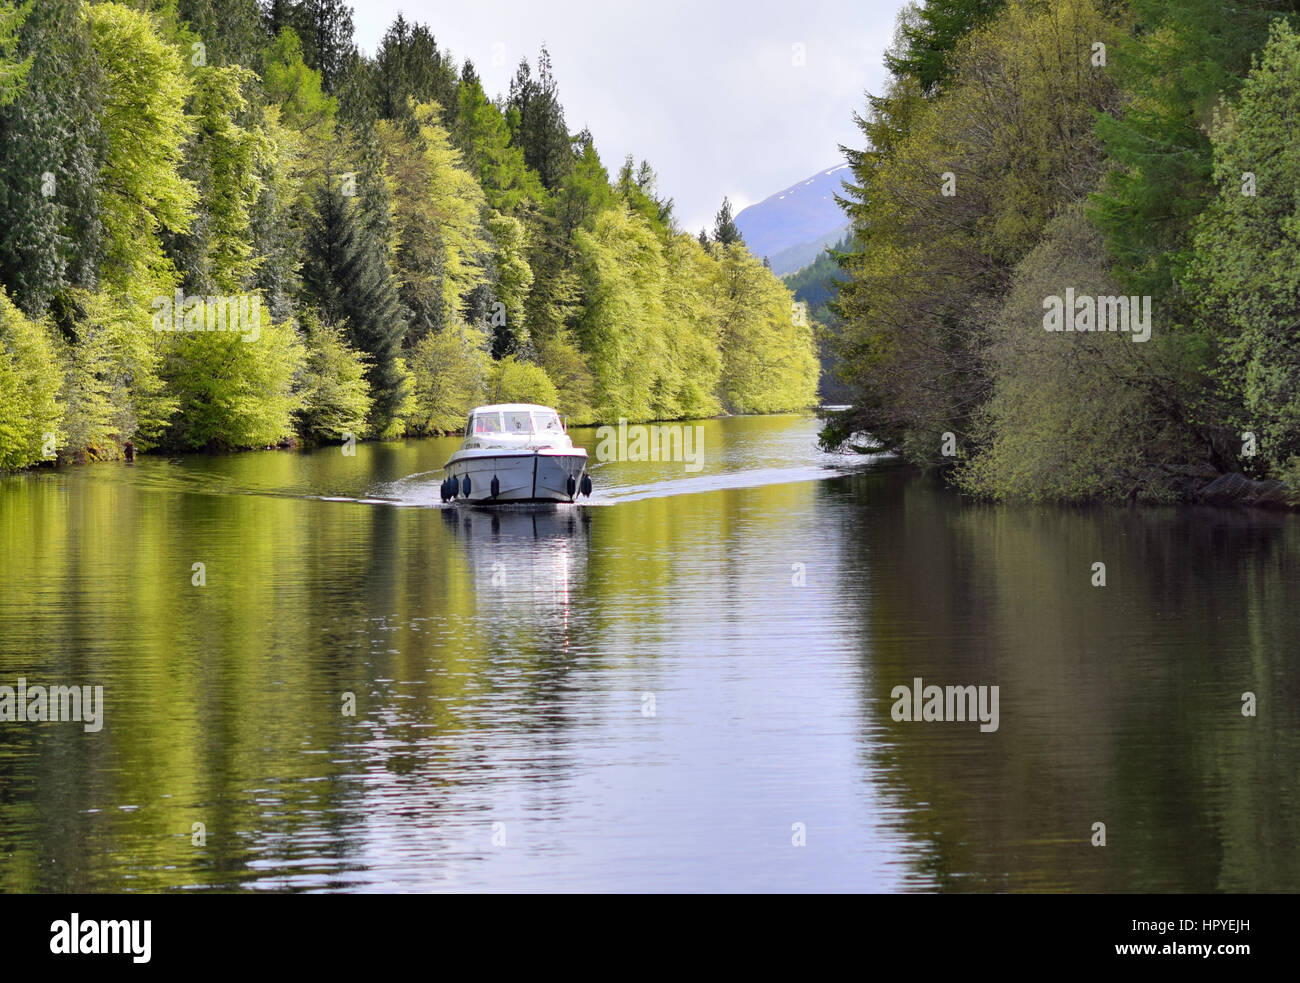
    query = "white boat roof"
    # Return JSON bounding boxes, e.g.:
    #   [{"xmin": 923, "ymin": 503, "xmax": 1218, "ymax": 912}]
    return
[{"xmin": 469, "ymin": 404, "xmax": 559, "ymax": 414}]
